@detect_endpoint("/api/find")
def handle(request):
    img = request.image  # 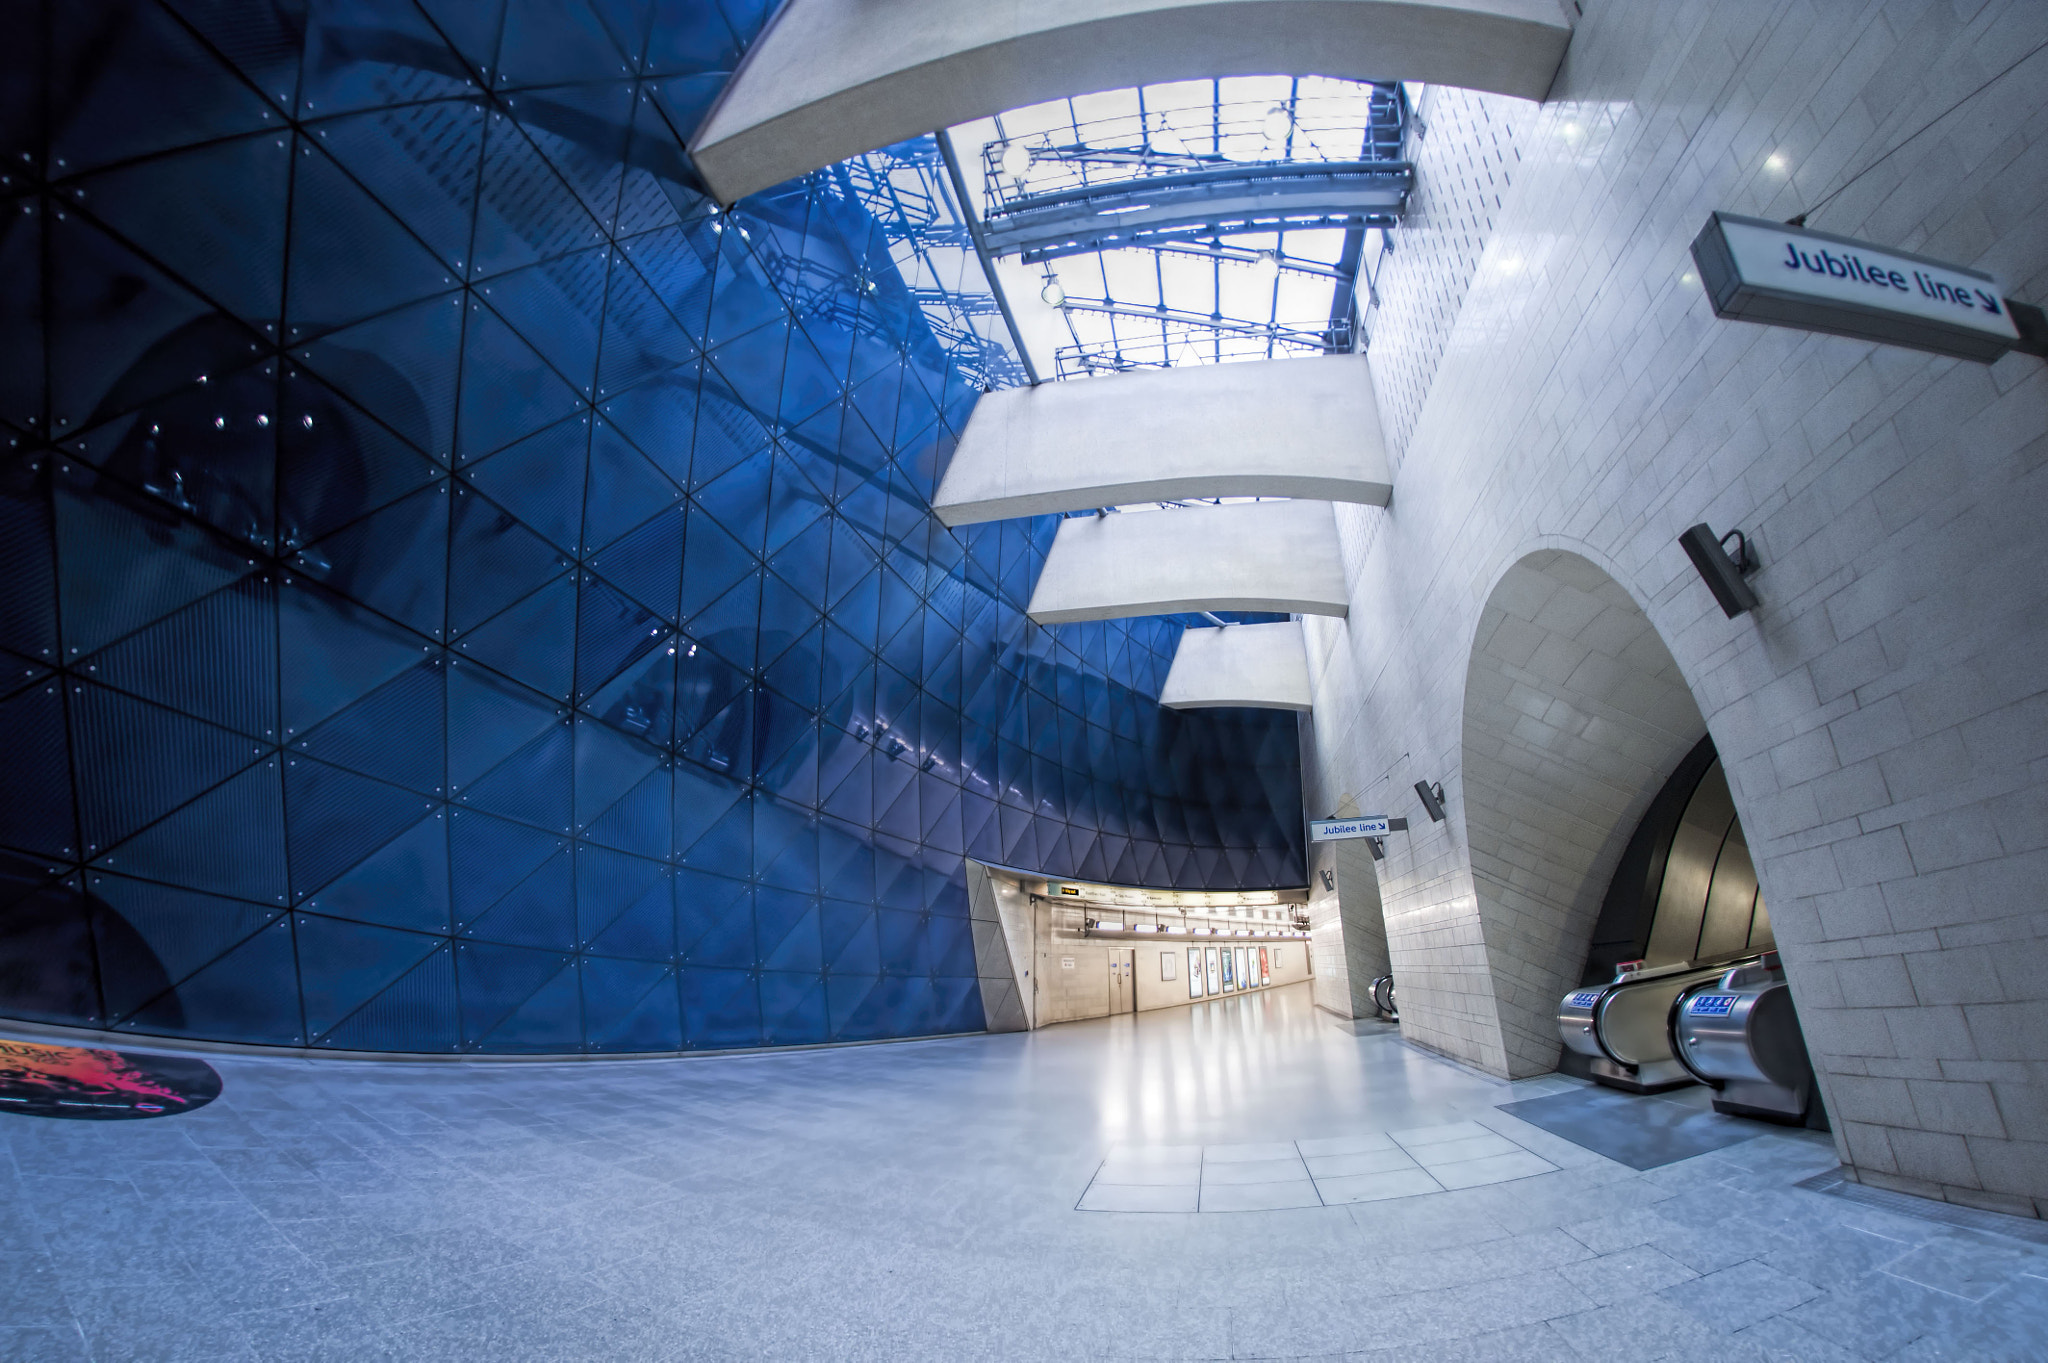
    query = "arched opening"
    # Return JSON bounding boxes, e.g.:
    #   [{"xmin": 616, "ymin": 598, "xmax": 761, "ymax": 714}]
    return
[{"xmin": 1458, "ymin": 549, "xmax": 1706, "ymax": 1077}]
